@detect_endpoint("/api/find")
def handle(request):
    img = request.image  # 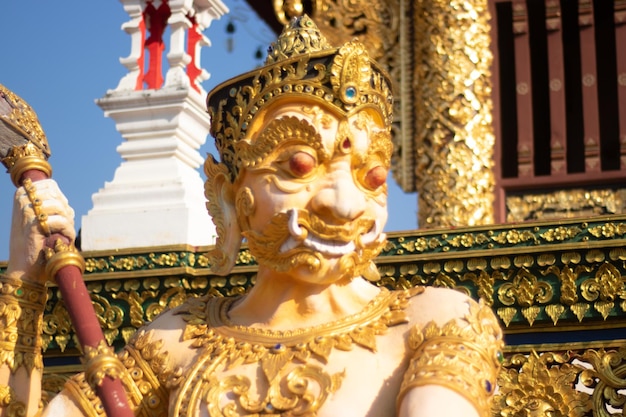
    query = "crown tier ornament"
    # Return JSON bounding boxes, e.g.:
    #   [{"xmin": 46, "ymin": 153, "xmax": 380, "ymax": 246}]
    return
[{"xmin": 206, "ymin": 15, "xmax": 393, "ymax": 181}]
